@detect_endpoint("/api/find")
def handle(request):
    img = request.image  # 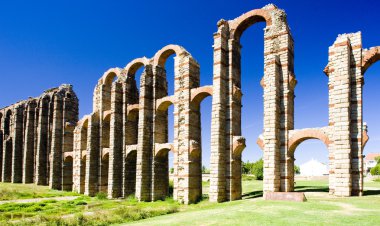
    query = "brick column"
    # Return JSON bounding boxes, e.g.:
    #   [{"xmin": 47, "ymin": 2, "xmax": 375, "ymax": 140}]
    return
[
  {"xmin": 23, "ymin": 102, "xmax": 36, "ymax": 183},
  {"xmin": 209, "ymin": 20, "xmax": 229, "ymax": 203},
  {"xmin": 175, "ymin": 55, "xmax": 201, "ymax": 204},
  {"xmin": 11, "ymin": 106, "xmax": 24, "ymax": 183},
  {"xmin": 107, "ymin": 81, "xmax": 123, "ymax": 198},
  {"xmin": 136, "ymin": 65, "xmax": 154, "ymax": 201},
  {"xmin": 49, "ymin": 96, "xmax": 64, "ymax": 189},
  {"xmin": 327, "ymin": 35, "xmax": 352, "ymax": 196},
  {"xmin": 226, "ymin": 38, "xmax": 243, "ymax": 201},
  {"xmin": 262, "ymin": 55, "xmax": 281, "ymax": 195},
  {"xmin": 35, "ymin": 97, "xmax": 50, "ymax": 185},
  {"xmin": 85, "ymin": 114, "xmax": 100, "ymax": 196}
]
